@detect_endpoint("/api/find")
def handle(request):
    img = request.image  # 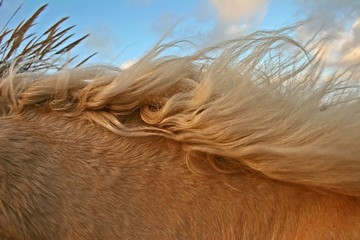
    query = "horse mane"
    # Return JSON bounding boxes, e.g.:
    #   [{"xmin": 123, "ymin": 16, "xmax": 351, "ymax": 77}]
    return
[{"xmin": 1, "ymin": 28, "xmax": 359, "ymax": 196}]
